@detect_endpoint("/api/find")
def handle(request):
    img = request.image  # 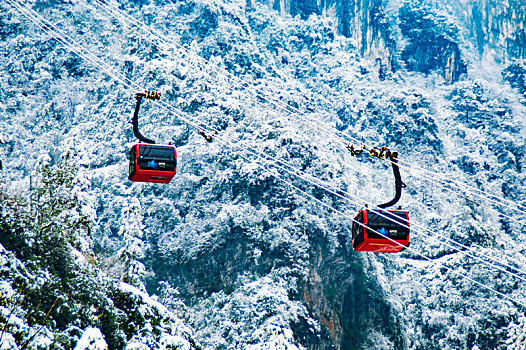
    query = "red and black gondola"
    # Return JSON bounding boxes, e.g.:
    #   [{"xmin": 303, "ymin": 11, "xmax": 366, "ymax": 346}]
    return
[
  {"xmin": 128, "ymin": 91, "xmax": 177, "ymax": 184},
  {"xmin": 351, "ymin": 150, "xmax": 410, "ymax": 253},
  {"xmin": 352, "ymin": 208, "xmax": 409, "ymax": 253},
  {"xmin": 128, "ymin": 143, "xmax": 177, "ymax": 184}
]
